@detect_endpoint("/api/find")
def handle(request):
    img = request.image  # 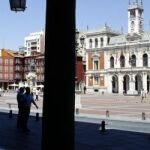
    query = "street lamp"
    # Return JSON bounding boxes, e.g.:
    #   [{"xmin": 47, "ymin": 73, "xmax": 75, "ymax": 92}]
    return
[{"xmin": 9, "ymin": 0, "xmax": 26, "ymax": 12}]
